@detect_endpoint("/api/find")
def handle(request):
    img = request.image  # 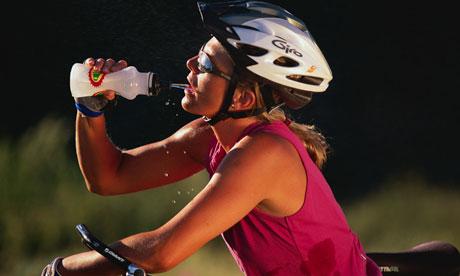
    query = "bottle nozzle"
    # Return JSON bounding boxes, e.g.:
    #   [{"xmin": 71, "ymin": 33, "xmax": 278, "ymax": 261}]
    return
[
  {"xmin": 148, "ymin": 73, "xmax": 187, "ymax": 95},
  {"xmin": 148, "ymin": 73, "xmax": 162, "ymax": 96},
  {"xmin": 148, "ymin": 72, "xmax": 189, "ymax": 95}
]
